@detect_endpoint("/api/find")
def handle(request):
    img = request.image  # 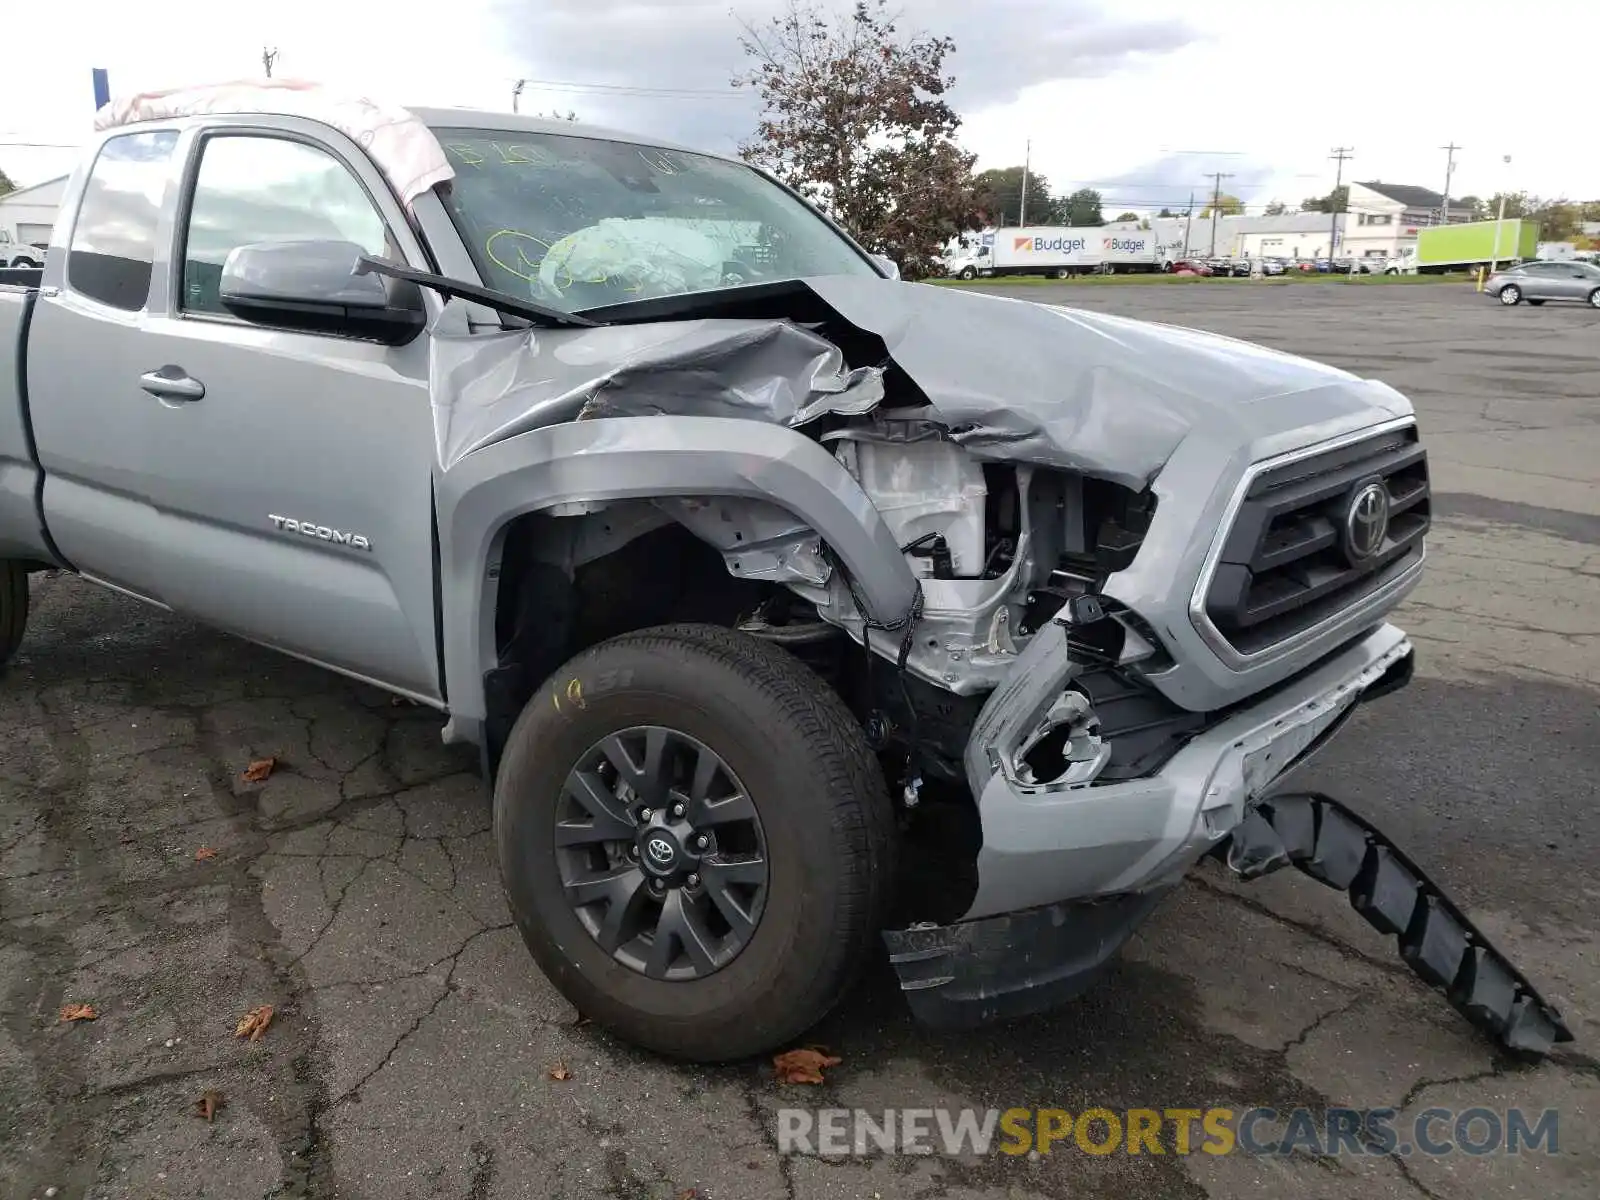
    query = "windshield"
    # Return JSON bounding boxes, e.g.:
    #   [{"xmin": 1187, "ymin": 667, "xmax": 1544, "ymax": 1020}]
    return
[{"xmin": 430, "ymin": 127, "xmax": 878, "ymax": 312}]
